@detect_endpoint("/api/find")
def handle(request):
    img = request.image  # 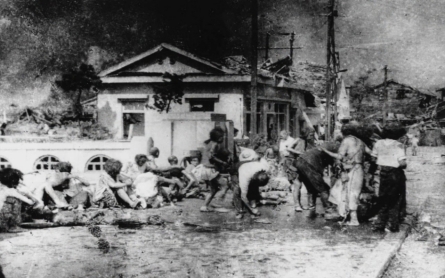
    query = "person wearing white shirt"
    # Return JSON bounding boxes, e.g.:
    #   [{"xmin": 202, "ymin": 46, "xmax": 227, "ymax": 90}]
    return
[
  {"xmin": 369, "ymin": 123, "xmax": 408, "ymax": 233},
  {"xmin": 232, "ymin": 158, "xmax": 270, "ymax": 219}
]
